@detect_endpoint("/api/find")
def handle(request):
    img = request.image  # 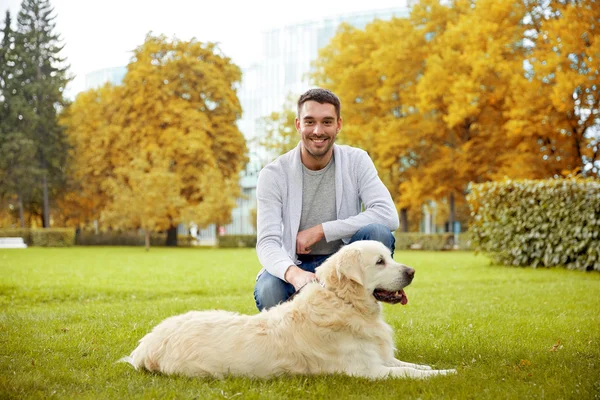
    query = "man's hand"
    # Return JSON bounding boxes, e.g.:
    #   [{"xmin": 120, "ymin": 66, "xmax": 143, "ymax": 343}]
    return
[
  {"xmin": 296, "ymin": 224, "xmax": 325, "ymax": 255},
  {"xmin": 284, "ymin": 265, "xmax": 316, "ymax": 291}
]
